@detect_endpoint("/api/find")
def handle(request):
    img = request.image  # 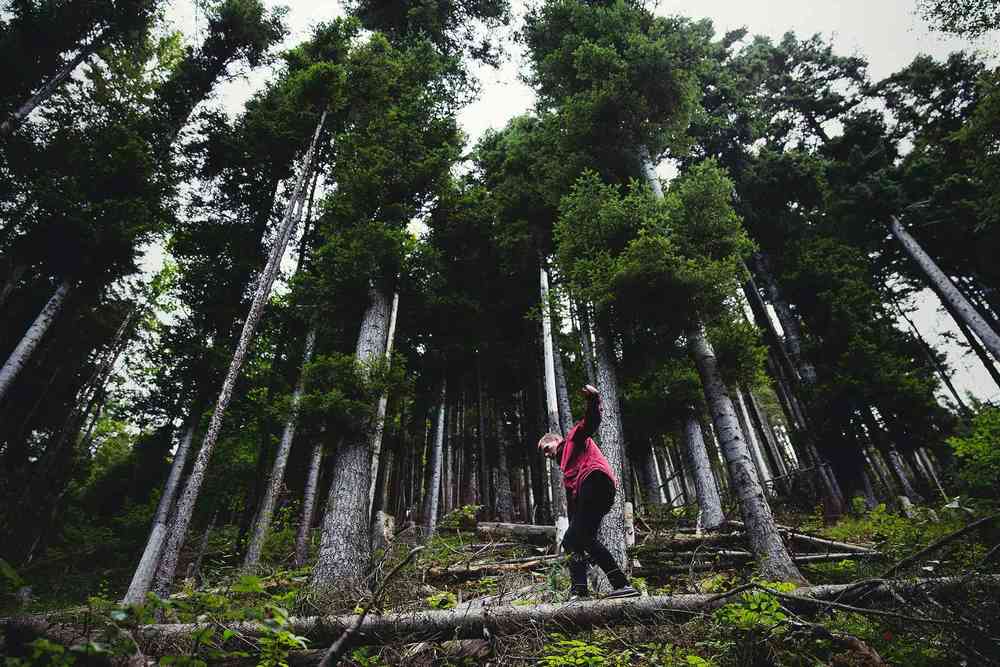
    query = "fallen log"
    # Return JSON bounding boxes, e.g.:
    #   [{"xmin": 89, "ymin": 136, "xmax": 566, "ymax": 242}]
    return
[
  {"xmin": 8, "ymin": 576, "xmax": 996, "ymax": 655},
  {"xmin": 427, "ymin": 555, "xmax": 560, "ymax": 579},
  {"xmin": 632, "ymin": 552, "xmax": 882, "ymax": 577},
  {"xmin": 726, "ymin": 520, "xmax": 876, "ymax": 554},
  {"xmin": 476, "ymin": 522, "xmax": 556, "ymax": 543}
]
